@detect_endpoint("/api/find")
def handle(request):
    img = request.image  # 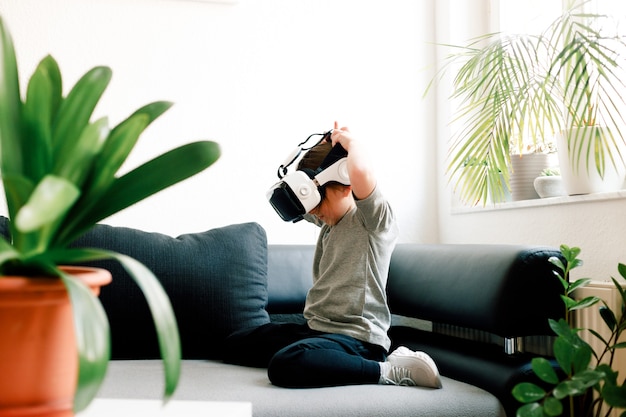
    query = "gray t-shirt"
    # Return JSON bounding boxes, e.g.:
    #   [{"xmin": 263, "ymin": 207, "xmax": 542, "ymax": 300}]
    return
[{"xmin": 303, "ymin": 186, "xmax": 398, "ymax": 351}]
